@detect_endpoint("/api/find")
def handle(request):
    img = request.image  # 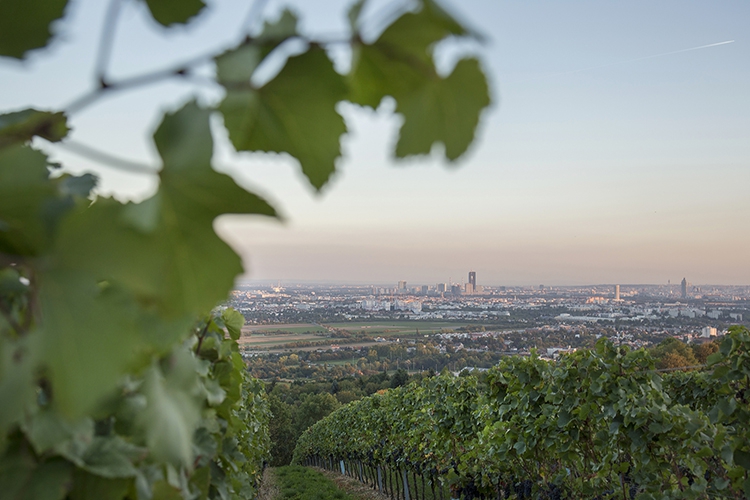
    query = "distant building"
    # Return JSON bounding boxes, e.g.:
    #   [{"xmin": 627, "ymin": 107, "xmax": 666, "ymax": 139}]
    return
[
  {"xmin": 468, "ymin": 271, "xmax": 476, "ymax": 289},
  {"xmin": 614, "ymin": 284, "xmax": 621, "ymax": 301},
  {"xmin": 681, "ymin": 278, "xmax": 687, "ymax": 299},
  {"xmin": 700, "ymin": 326, "xmax": 717, "ymax": 338},
  {"xmin": 420, "ymin": 285, "xmax": 428, "ymax": 295},
  {"xmin": 398, "ymin": 280, "xmax": 407, "ymax": 290},
  {"xmin": 437, "ymin": 283, "xmax": 447, "ymax": 293}
]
